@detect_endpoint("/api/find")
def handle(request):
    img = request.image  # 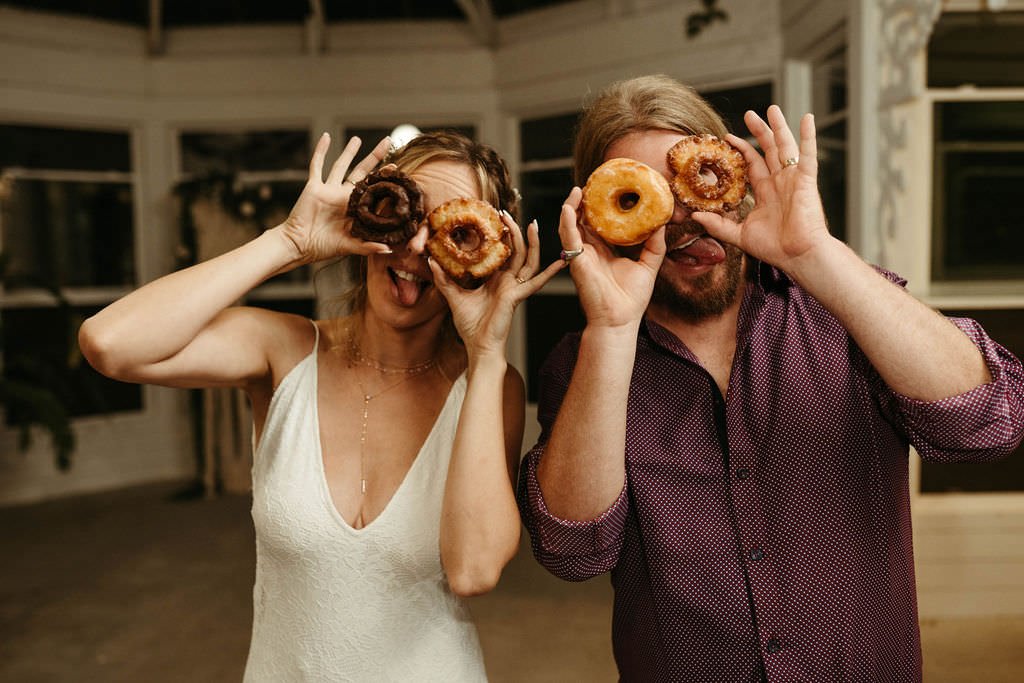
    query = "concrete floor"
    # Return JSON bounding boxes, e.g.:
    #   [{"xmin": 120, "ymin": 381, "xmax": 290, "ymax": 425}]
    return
[{"xmin": 1, "ymin": 482, "xmax": 1021, "ymax": 682}]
